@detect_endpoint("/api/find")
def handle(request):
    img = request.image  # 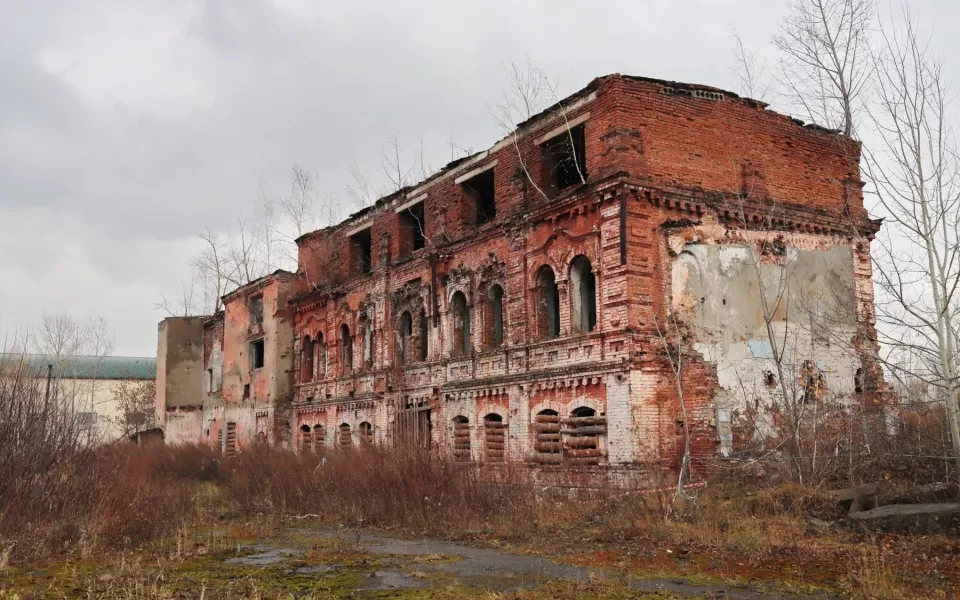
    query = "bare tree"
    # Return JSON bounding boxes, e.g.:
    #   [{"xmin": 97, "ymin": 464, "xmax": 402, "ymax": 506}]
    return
[
  {"xmin": 730, "ymin": 26, "xmax": 772, "ymax": 100},
  {"xmin": 774, "ymin": 0, "xmax": 873, "ymax": 136},
  {"xmin": 864, "ymin": 10, "xmax": 960, "ymax": 479},
  {"xmin": 111, "ymin": 379, "xmax": 157, "ymax": 438}
]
